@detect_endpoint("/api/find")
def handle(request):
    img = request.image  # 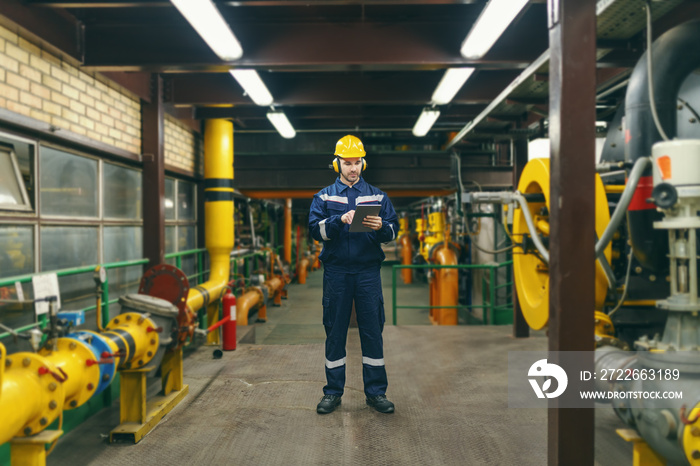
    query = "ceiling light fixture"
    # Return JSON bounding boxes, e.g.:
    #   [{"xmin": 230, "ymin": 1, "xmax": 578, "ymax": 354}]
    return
[
  {"xmin": 460, "ymin": 0, "xmax": 530, "ymax": 59},
  {"xmin": 267, "ymin": 110, "xmax": 296, "ymax": 139},
  {"xmin": 412, "ymin": 108, "xmax": 441, "ymax": 137},
  {"xmin": 170, "ymin": 0, "xmax": 243, "ymax": 61},
  {"xmin": 431, "ymin": 68, "xmax": 476, "ymax": 105},
  {"xmin": 230, "ymin": 70, "xmax": 274, "ymax": 106}
]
